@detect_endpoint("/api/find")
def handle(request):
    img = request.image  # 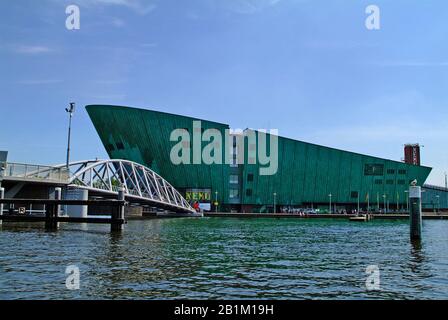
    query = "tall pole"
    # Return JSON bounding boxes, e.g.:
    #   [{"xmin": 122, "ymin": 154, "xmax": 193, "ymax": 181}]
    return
[
  {"xmin": 405, "ymin": 190, "xmax": 409, "ymax": 212},
  {"xmin": 215, "ymin": 191, "xmax": 218, "ymax": 213},
  {"xmin": 445, "ymin": 172, "xmax": 447, "ymax": 211},
  {"xmin": 383, "ymin": 194, "xmax": 386, "ymax": 213},
  {"xmin": 65, "ymin": 102, "xmax": 75, "ymax": 168},
  {"xmin": 357, "ymin": 192, "xmax": 360, "ymax": 213},
  {"xmin": 367, "ymin": 193, "xmax": 370, "ymax": 213},
  {"xmin": 273, "ymin": 192, "xmax": 276, "ymax": 213},
  {"xmin": 445, "ymin": 172, "xmax": 447, "ymax": 189},
  {"xmin": 396, "ymin": 192, "xmax": 399, "ymax": 213},
  {"xmin": 377, "ymin": 192, "xmax": 379, "ymax": 212},
  {"xmin": 328, "ymin": 193, "xmax": 332, "ymax": 214}
]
